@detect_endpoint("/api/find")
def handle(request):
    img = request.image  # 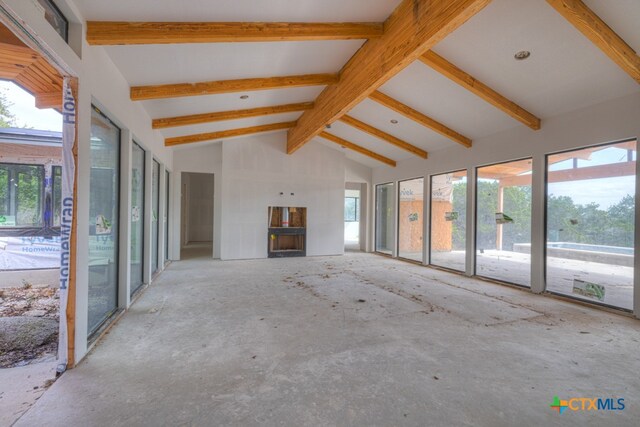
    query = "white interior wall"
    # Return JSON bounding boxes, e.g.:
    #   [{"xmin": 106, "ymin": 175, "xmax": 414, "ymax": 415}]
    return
[{"xmin": 221, "ymin": 133, "xmax": 345, "ymax": 260}]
